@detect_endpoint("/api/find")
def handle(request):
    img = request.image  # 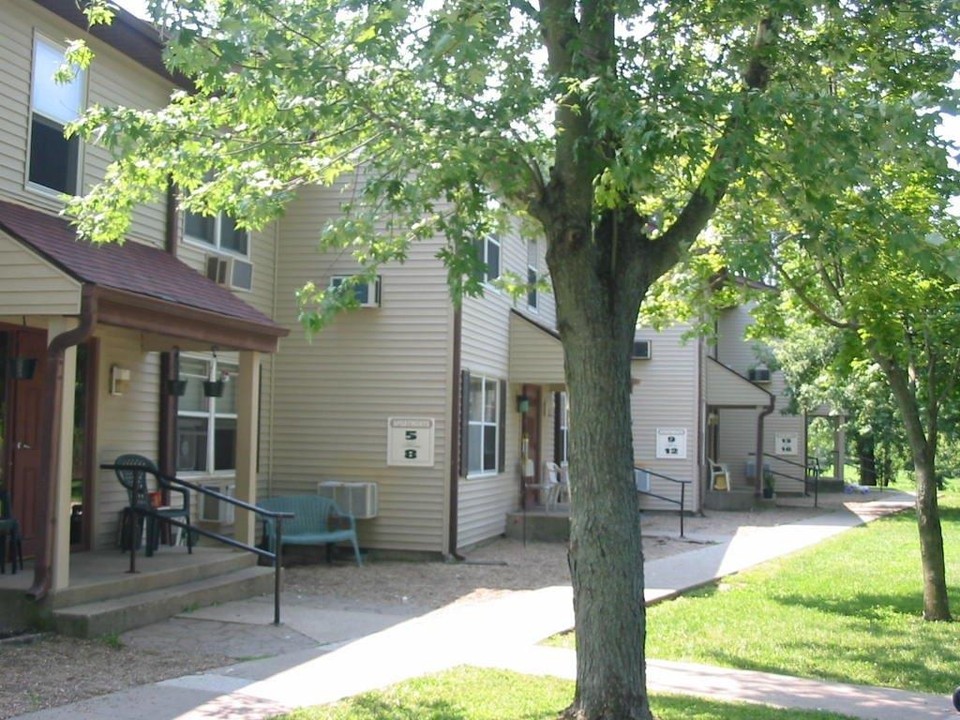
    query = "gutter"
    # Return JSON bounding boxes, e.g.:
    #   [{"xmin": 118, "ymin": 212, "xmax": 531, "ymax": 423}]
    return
[
  {"xmin": 755, "ymin": 395, "xmax": 776, "ymax": 496},
  {"xmin": 445, "ymin": 305, "xmax": 465, "ymax": 561},
  {"xmin": 29, "ymin": 286, "xmax": 97, "ymax": 600}
]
